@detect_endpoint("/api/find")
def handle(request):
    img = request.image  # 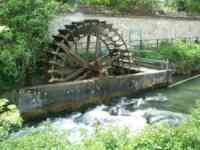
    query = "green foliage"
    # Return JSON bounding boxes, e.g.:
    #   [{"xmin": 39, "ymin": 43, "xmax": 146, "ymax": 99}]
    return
[
  {"xmin": 0, "ymin": 0, "xmax": 58, "ymax": 91},
  {"xmin": 77, "ymin": 102, "xmax": 200, "ymax": 150},
  {"xmin": 0, "ymin": 29, "xmax": 29, "ymax": 91},
  {"xmin": 138, "ymin": 40, "xmax": 200, "ymax": 74},
  {"xmin": 160, "ymin": 41, "xmax": 200, "ymax": 74},
  {"xmin": 81, "ymin": 112, "xmax": 200, "ymax": 150},
  {"xmin": 185, "ymin": 0, "xmax": 200, "ymax": 14},
  {"xmin": 2, "ymin": 102, "xmax": 200, "ymax": 149},
  {"xmin": 0, "ymin": 127, "xmax": 70, "ymax": 150},
  {"xmin": 80, "ymin": 0, "xmax": 161, "ymax": 15},
  {"xmin": 81, "ymin": 127, "xmax": 133, "ymax": 150},
  {"xmin": 0, "ymin": 98, "xmax": 23, "ymax": 141},
  {"xmin": 165, "ymin": 0, "xmax": 200, "ymax": 14},
  {"xmin": 80, "ymin": 0, "xmax": 110, "ymax": 6}
]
